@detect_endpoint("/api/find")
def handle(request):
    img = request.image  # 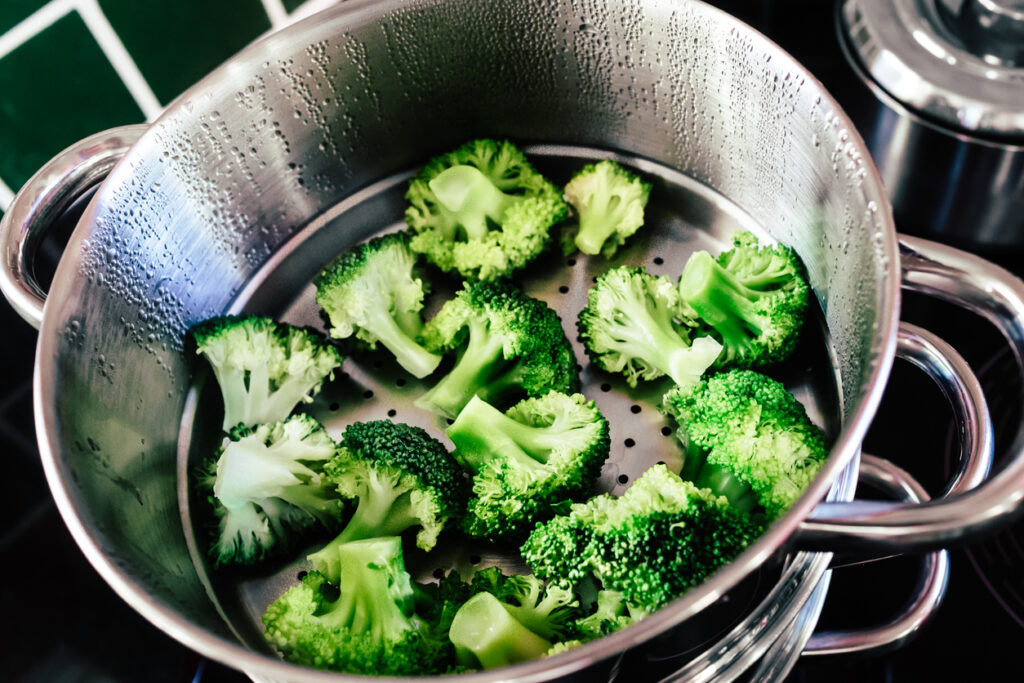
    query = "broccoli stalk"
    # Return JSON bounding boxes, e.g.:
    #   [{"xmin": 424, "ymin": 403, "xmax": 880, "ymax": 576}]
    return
[
  {"xmin": 446, "ymin": 392, "xmax": 610, "ymax": 540},
  {"xmin": 306, "ymin": 420, "xmax": 466, "ymax": 583},
  {"xmin": 201, "ymin": 414, "xmax": 341, "ymax": 566},
  {"xmin": 678, "ymin": 232, "xmax": 810, "ymax": 369},
  {"xmin": 661, "ymin": 369, "xmax": 827, "ymax": 520},
  {"xmin": 577, "ymin": 266, "xmax": 722, "ymax": 388},
  {"xmin": 191, "ymin": 315, "xmax": 342, "ymax": 431},
  {"xmin": 416, "ymin": 280, "xmax": 580, "ymax": 419},
  {"xmin": 315, "ymin": 231, "xmax": 441, "ymax": 378},
  {"xmin": 428, "ymin": 165, "xmax": 517, "ymax": 241},
  {"xmin": 450, "ymin": 592, "xmax": 553, "ymax": 669},
  {"xmin": 448, "ymin": 569, "xmax": 582, "ymax": 670},
  {"xmin": 262, "ymin": 536, "xmax": 449, "ymax": 675},
  {"xmin": 564, "ymin": 159, "xmax": 652, "ymax": 257},
  {"xmin": 521, "ymin": 464, "xmax": 762, "ymax": 612},
  {"xmin": 405, "ymin": 139, "xmax": 570, "ymax": 281}
]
